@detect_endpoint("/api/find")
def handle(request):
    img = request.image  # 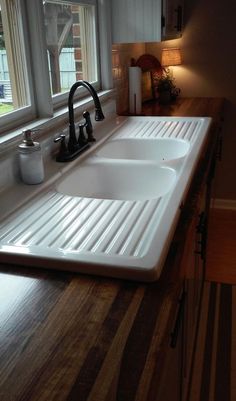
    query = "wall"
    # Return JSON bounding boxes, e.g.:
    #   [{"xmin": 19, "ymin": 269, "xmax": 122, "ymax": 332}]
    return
[
  {"xmin": 112, "ymin": 1, "xmax": 236, "ymax": 201},
  {"xmin": 146, "ymin": 0, "xmax": 236, "ymax": 202}
]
